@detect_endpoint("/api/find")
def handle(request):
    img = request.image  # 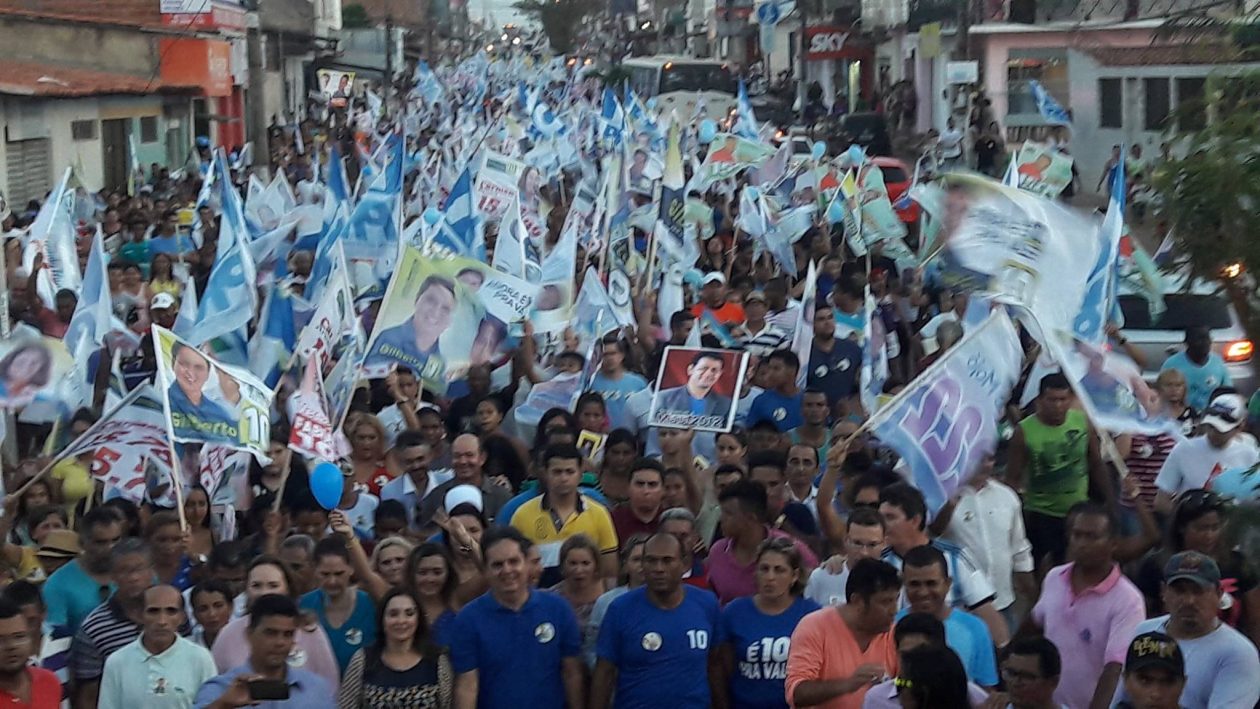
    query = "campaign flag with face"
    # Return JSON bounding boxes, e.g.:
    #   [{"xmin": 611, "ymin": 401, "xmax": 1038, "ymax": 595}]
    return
[
  {"xmin": 649, "ymin": 347, "xmax": 749, "ymax": 433},
  {"xmin": 867, "ymin": 310, "xmax": 1023, "ymax": 515},
  {"xmin": 0, "ymin": 335, "xmax": 72, "ymax": 411},
  {"xmin": 691, "ymin": 134, "xmax": 778, "ymax": 190},
  {"xmin": 24, "ymin": 168, "xmax": 80, "ymax": 309},
  {"xmin": 153, "ymin": 326, "xmax": 273, "ymax": 456},
  {"xmin": 186, "ymin": 155, "xmax": 259, "ymax": 346},
  {"xmin": 531, "ymin": 206, "xmax": 578, "ymax": 334},
  {"xmin": 492, "ymin": 199, "xmax": 543, "ymax": 283},
  {"xmin": 1043, "ymin": 330, "xmax": 1178, "ymax": 437},
  {"xmin": 791, "ymin": 260, "xmax": 818, "ymax": 389},
  {"xmin": 1013, "ymin": 142, "xmax": 1075, "ymax": 199},
  {"xmin": 342, "ymin": 131, "xmax": 404, "ymax": 288},
  {"xmin": 363, "ymin": 246, "xmax": 537, "ymax": 394}
]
